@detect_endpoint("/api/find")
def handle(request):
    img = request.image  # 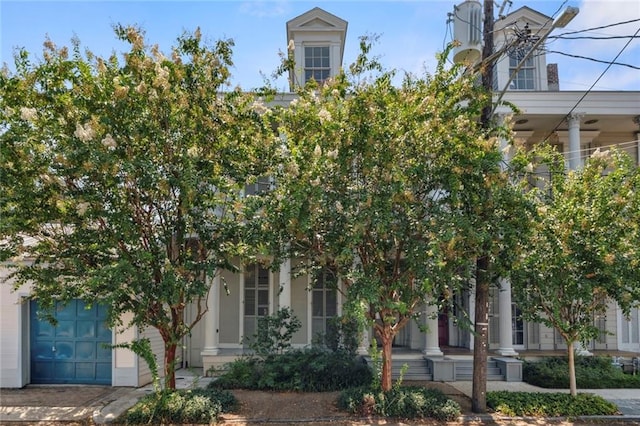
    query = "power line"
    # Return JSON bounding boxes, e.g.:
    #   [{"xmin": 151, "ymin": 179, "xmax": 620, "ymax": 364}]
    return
[
  {"xmin": 543, "ymin": 25, "xmax": 640, "ymax": 142},
  {"xmin": 552, "ymin": 18, "xmax": 640, "ymax": 37},
  {"xmin": 552, "ymin": 35, "xmax": 639, "ymax": 40},
  {"xmin": 545, "ymin": 50, "xmax": 640, "ymax": 70}
]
